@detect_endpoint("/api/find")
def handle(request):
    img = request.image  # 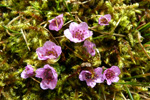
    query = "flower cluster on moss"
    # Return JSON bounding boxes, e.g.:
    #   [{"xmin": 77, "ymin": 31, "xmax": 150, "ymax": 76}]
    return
[
  {"xmin": 21, "ymin": 13, "xmax": 120, "ymax": 90},
  {"xmin": 79, "ymin": 66, "xmax": 120, "ymax": 88},
  {"xmin": 22, "ymin": 40, "xmax": 62, "ymax": 90},
  {"xmin": 2, "ymin": 0, "xmax": 150, "ymax": 99},
  {"xmin": 79, "ymin": 67, "xmax": 104, "ymax": 88}
]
